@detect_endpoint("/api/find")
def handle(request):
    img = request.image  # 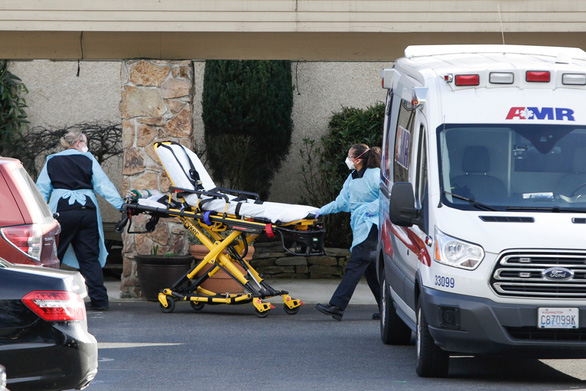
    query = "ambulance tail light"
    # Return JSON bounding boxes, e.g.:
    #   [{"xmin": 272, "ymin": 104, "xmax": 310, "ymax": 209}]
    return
[
  {"xmin": 562, "ymin": 73, "xmax": 586, "ymax": 85},
  {"xmin": 454, "ymin": 74, "xmax": 479, "ymax": 86},
  {"xmin": 526, "ymin": 71, "xmax": 550, "ymax": 82}
]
